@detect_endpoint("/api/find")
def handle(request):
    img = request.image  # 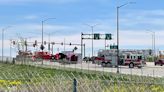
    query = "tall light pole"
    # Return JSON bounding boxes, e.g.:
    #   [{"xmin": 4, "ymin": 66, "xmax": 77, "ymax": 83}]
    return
[
  {"xmin": 147, "ymin": 30, "xmax": 155, "ymax": 62},
  {"xmin": 44, "ymin": 31, "xmax": 56, "ymax": 54},
  {"xmin": 9, "ymin": 38, "xmax": 14, "ymax": 61},
  {"xmin": 41, "ymin": 18, "xmax": 55, "ymax": 64},
  {"xmin": 84, "ymin": 23, "xmax": 100, "ymax": 58},
  {"xmin": 116, "ymin": 2, "xmax": 134, "ymax": 73},
  {"xmin": 1, "ymin": 26, "xmax": 11, "ymax": 62}
]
